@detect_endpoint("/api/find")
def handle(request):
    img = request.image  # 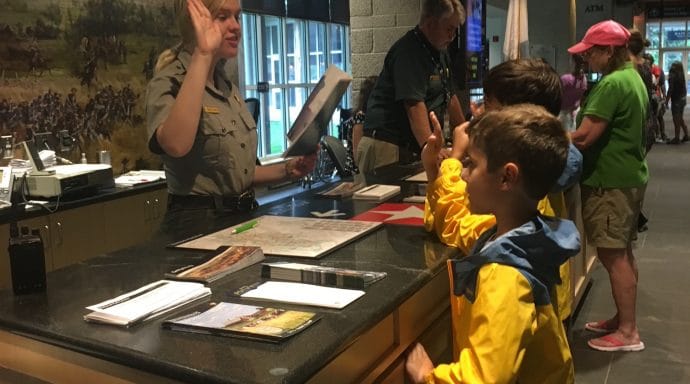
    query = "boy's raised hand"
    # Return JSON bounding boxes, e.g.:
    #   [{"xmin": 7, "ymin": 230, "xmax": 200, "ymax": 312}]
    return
[
  {"xmin": 450, "ymin": 121, "xmax": 470, "ymax": 160},
  {"xmin": 422, "ymin": 111, "xmax": 445, "ymax": 182}
]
